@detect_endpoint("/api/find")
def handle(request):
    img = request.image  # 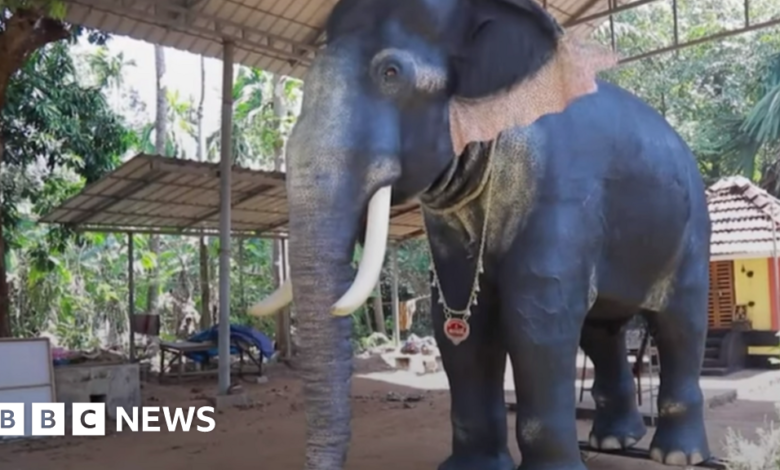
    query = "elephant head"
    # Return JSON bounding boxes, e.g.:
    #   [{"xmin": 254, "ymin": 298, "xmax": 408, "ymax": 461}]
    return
[{"xmin": 250, "ymin": 0, "xmax": 615, "ymax": 467}]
